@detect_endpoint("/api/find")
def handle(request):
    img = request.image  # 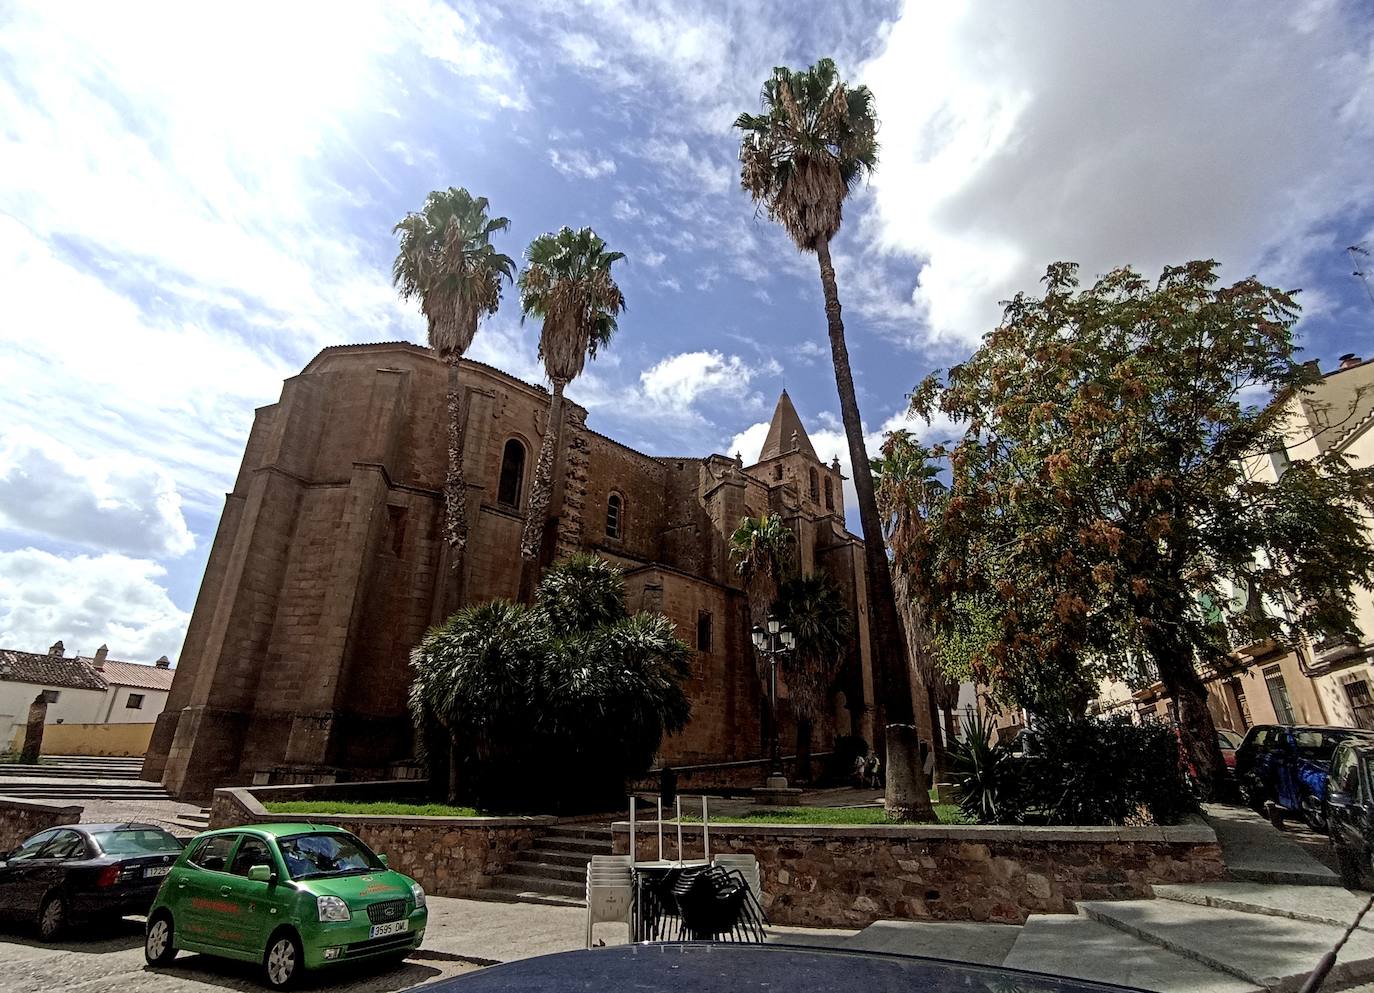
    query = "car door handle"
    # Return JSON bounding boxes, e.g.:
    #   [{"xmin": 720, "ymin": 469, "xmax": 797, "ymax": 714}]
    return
[
  {"xmin": 177, "ymin": 880, "xmax": 187, "ymax": 889},
  {"xmin": 220, "ymin": 885, "xmax": 233, "ymax": 896}
]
